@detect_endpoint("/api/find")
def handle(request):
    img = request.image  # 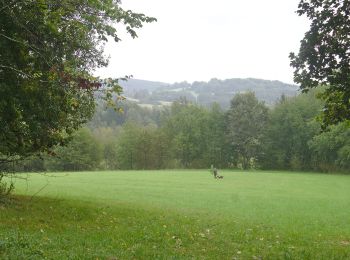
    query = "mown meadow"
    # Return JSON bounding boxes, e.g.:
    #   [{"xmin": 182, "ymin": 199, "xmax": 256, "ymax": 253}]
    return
[{"xmin": 1, "ymin": 170, "xmax": 350, "ymax": 259}]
